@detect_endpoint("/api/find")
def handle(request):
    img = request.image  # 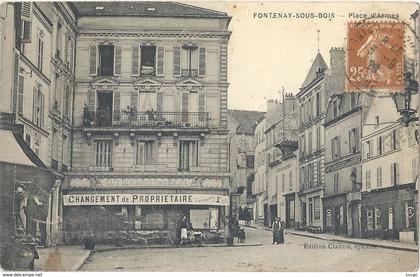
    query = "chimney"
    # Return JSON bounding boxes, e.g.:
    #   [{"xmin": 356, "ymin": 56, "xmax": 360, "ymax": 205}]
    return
[
  {"xmin": 328, "ymin": 47, "xmax": 345, "ymax": 94},
  {"xmin": 283, "ymin": 93, "xmax": 297, "ymax": 115}
]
